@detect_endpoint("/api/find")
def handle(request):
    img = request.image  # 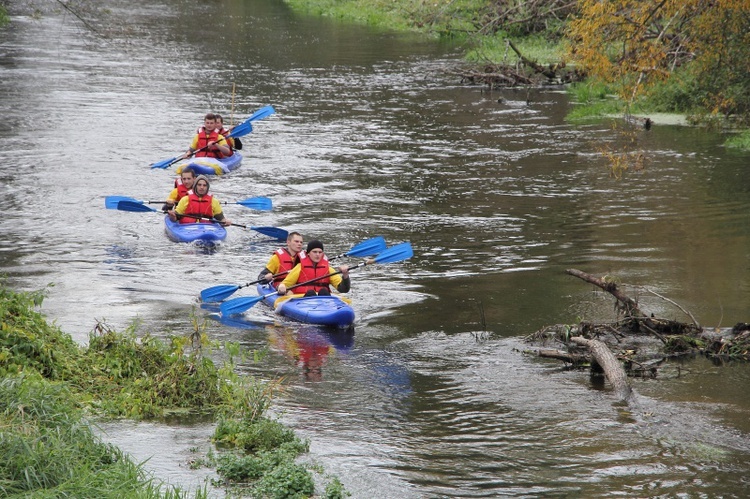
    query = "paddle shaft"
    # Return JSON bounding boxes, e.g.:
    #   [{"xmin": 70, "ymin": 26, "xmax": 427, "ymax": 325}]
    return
[{"xmin": 280, "ymin": 260, "xmax": 372, "ymax": 293}]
